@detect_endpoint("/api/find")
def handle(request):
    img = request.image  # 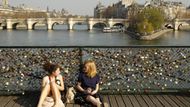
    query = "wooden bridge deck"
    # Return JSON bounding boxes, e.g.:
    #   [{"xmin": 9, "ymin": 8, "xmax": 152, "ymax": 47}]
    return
[{"xmin": 0, "ymin": 93, "xmax": 190, "ymax": 107}]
